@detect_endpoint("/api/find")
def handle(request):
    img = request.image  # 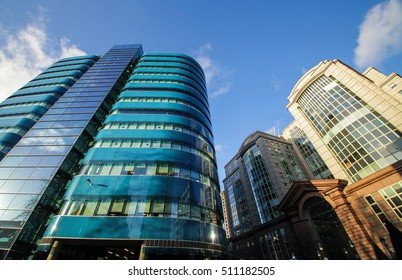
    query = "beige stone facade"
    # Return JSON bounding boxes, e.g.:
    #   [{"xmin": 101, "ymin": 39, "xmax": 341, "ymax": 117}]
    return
[
  {"xmin": 286, "ymin": 59, "xmax": 402, "ymax": 183},
  {"xmin": 280, "ymin": 60, "xmax": 402, "ymax": 259}
]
